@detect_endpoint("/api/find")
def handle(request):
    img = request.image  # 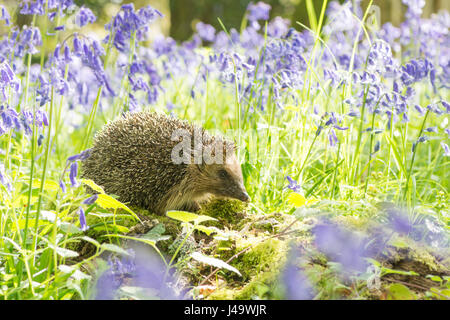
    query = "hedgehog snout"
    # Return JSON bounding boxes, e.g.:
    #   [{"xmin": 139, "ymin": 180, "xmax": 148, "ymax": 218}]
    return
[{"xmin": 229, "ymin": 185, "xmax": 250, "ymax": 202}]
